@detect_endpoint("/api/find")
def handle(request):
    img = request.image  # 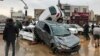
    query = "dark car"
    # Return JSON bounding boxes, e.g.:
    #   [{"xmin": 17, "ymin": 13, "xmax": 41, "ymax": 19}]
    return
[{"xmin": 34, "ymin": 20, "xmax": 80, "ymax": 54}]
